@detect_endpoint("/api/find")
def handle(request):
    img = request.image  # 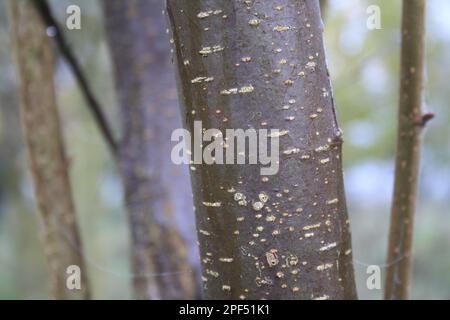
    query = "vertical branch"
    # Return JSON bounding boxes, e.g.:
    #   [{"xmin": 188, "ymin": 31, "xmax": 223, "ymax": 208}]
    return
[
  {"xmin": 102, "ymin": 0, "xmax": 199, "ymax": 299},
  {"xmin": 385, "ymin": 0, "xmax": 428, "ymax": 300},
  {"xmin": 9, "ymin": 0, "xmax": 89, "ymax": 299},
  {"xmin": 167, "ymin": 0, "xmax": 357, "ymax": 299}
]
